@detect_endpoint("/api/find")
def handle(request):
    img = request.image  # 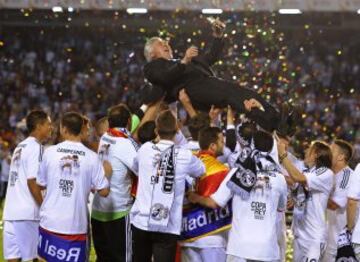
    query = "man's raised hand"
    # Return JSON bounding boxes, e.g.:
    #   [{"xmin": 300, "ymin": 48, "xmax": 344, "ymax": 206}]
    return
[
  {"xmin": 211, "ymin": 18, "xmax": 226, "ymax": 38},
  {"xmin": 181, "ymin": 46, "xmax": 198, "ymax": 64}
]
